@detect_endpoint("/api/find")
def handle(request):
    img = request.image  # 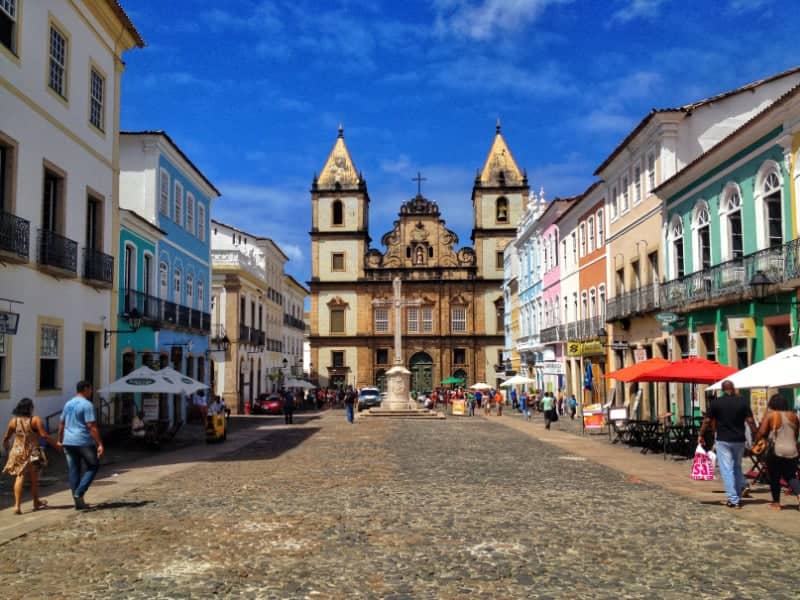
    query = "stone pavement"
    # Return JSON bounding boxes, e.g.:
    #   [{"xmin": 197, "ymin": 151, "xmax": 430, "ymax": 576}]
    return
[{"xmin": 1, "ymin": 410, "xmax": 799, "ymax": 598}]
